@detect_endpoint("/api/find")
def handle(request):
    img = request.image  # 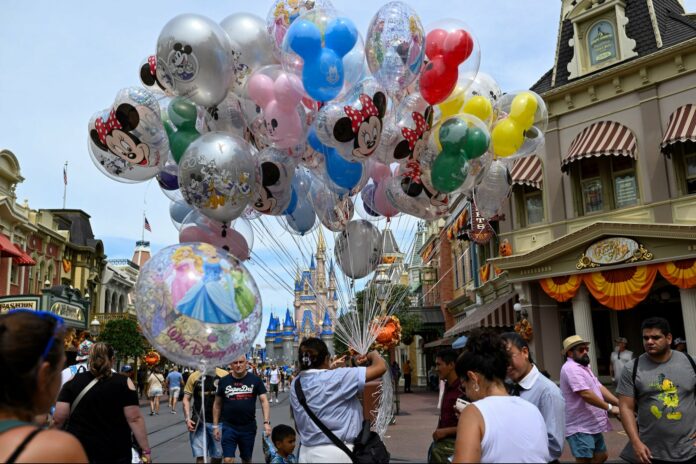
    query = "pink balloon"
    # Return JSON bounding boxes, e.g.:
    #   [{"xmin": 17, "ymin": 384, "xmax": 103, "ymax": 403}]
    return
[
  {"xmin": 248, "ymin": 72, "xmax": 304, "ymax": 148},
  {"xmin": 369, "ymin": 160, "xmax": 391, "ymax": 183},
  {"xmin": 373, "ymin": 180, "xmax": 399, "ymax": 218},
  {"xmin": 179, "ymin": 225, "xmax": 250, "ymax": 261},
  {"xmin": 179, "ymin": 225, "xmax": 216, "ymax": 243}
]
